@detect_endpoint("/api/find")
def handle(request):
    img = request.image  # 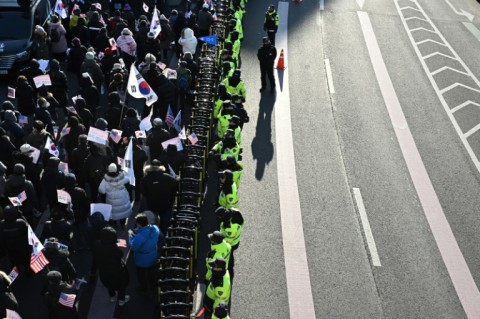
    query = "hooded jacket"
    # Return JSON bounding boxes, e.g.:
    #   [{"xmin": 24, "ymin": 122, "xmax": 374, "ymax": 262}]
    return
[
  {"xmin": 129, "ymin": 224, "xmax": 160, "ymax": 268},
  {"xmin": 98, "ymin": 172, "xmax": 132, "ymax": 220},
  {"xmin": 65, "ymin": 174, "xmax": 89, "ymax": 224},
  {"xmin": 141, "ymin": 165, "xmax": 178, "ymax": 213},
  {"xmin": 93, "ymin": 227, "xmax": 129, "ymax": 289},
  {"xmin": 178, "ymin": 28, "xmax": 198, "ymax": 54},
  {"xmin": 41, "ymin": 157, "xmax": 66, "ymax": 207}
]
